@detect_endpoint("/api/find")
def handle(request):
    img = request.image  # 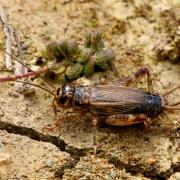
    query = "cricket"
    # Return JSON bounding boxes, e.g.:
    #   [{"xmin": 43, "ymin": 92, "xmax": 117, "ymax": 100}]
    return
[
  {"xmin": 0, "ymin": 49, "xmax": 179, "ymax": 155},
  {"xmin": 1, "ymin": 1, "xmax": 180, "ymax": 179}
]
